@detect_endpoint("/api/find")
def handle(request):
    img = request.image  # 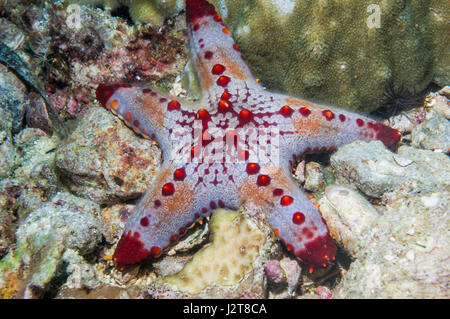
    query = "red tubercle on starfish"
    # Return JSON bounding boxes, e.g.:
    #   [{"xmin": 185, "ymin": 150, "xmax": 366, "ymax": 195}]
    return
[
  {"xmin": 218, "ymin": 99, "xmax": 232, "ymax": 112},
  {"xmin": 150, "ymin": 246, "xmax": 162, "ymax": 257},
  {"xmin": 273, "ymin": 188, "xmax": 284, "ymax": 196},
  {"xmin": 257, "ymin": 174, "xmax": 271, "ymax": 187},
  {"xmin": 221, "ymin": 91, "xmax": 232, "ymax": 100},
  {"xmin": 140, "ymin": 216, "xmax": 149, "ymax": 227},
  {"xmin": 356, "ymin": 118, "xmax": 364, "ymax": 127},
  {"xmin": 299, "ymin": 107, "xmax": 311, "ymax": 117},
  {"xmin": 322, "ymin": 110, "xmax": 335, "ymax": 121},
  {"xmin": 110, "ymin": 99, "xmax": 119, "ymax": 110},
  {"xmin": 167, "ymin": 100, "xmax": 180, "ymax": 111},
  {"xmin": 162, "ymin": 183, "xmax": 175, "ymax": 196},
  {"xmin": 280, "ymin": 195, "xmax": 294, "ymax": 206},
  {"xmin": 179, "ymin": 226, "xmax": 187, "ymax": 235},
  {"xmin": 174, "ymin": 168, "xmax": 187, "ymax": 181},
  {"xmin": 217, "ymin": 75, "xmax": 231, "ymax": 87},
  {"xmin": 212, "ymin": 64, "xmax": 226, "ymax": 75},
  {"xmin": 279, "ymin": 105, "xmax": 294, "ymax": 117},
  {"xmin": 292, "ymin": 212, "xmax": 305, "ymax": 225},
  {"xmin": 239, "ymin": 109, "xmax": 253, "ymax": 124},
  {"xmin": 204, "ymin": 51, "xmax": 213, "ymax": 59},
  {"xmin": 246, "ymin": 163, "xmax": 260, "ymax": 175}
]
